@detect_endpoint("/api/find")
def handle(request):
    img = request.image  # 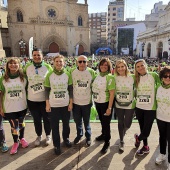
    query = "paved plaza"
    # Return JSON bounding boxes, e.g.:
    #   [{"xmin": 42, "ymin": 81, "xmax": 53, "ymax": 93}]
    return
[{"xmin": 0, "ymin": 121, "xmax": 168, "ymax": 170}]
